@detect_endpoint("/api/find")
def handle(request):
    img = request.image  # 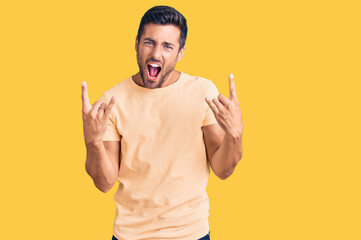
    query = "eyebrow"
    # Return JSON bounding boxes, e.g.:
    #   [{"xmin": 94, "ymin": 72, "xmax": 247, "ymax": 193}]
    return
[{"xmin": 144, "ymin": 38, "xmax": 175, "ymax": 47}]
